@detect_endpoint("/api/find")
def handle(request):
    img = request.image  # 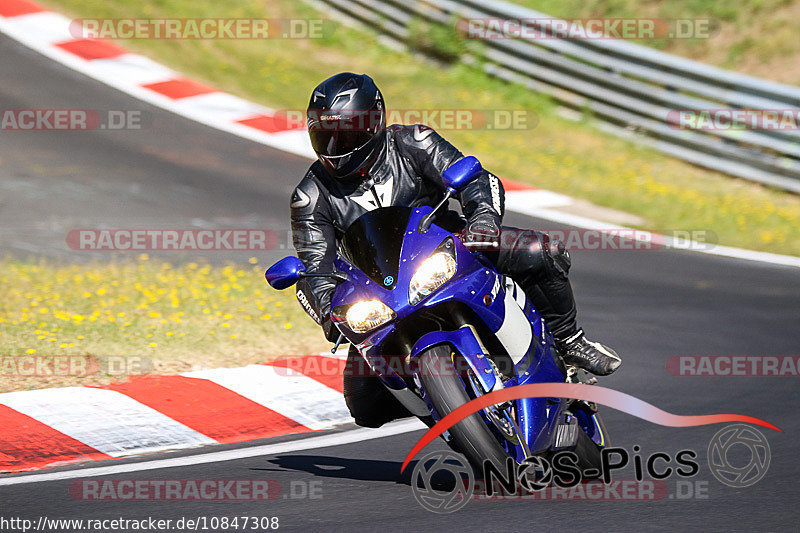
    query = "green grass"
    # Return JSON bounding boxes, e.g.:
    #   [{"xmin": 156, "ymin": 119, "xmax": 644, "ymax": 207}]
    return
[{"xmin": 0, "ymin": 257, "xmax": 328, "ymax": 392}]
